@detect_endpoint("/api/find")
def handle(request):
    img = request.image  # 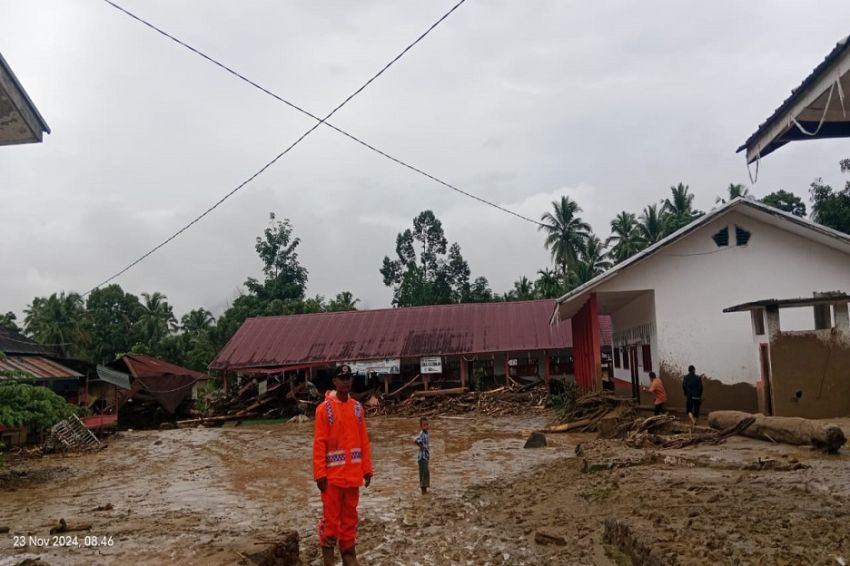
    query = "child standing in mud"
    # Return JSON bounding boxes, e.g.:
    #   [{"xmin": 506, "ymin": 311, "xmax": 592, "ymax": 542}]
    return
[{"xmin": 414, "ymin": 417, "xmax": 430, "ymax": 494}]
